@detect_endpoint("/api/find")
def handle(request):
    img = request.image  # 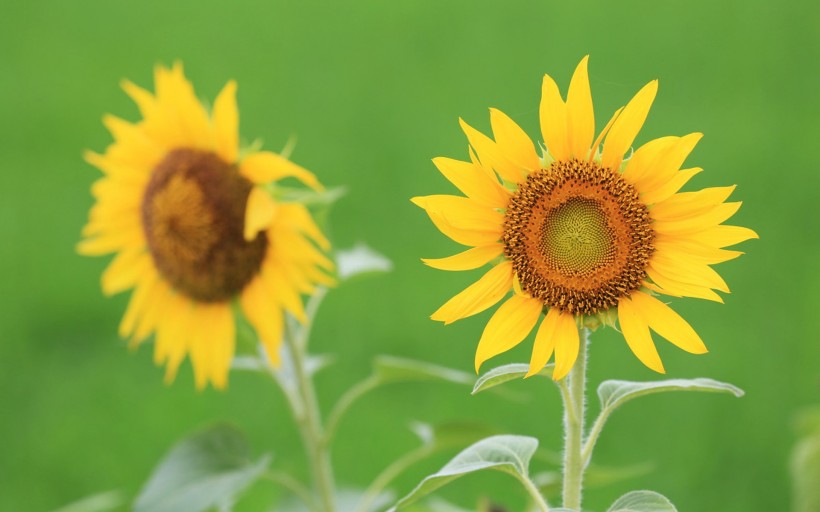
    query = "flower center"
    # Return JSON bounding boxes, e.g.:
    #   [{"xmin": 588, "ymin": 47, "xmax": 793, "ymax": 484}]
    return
[
  {"xmin": 141, "ymin": 149, "xmax": 267, "ymax": 302},
  {"xmin": 502, "ymin": 159, "xmax": 654, "ymax": 315}
]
